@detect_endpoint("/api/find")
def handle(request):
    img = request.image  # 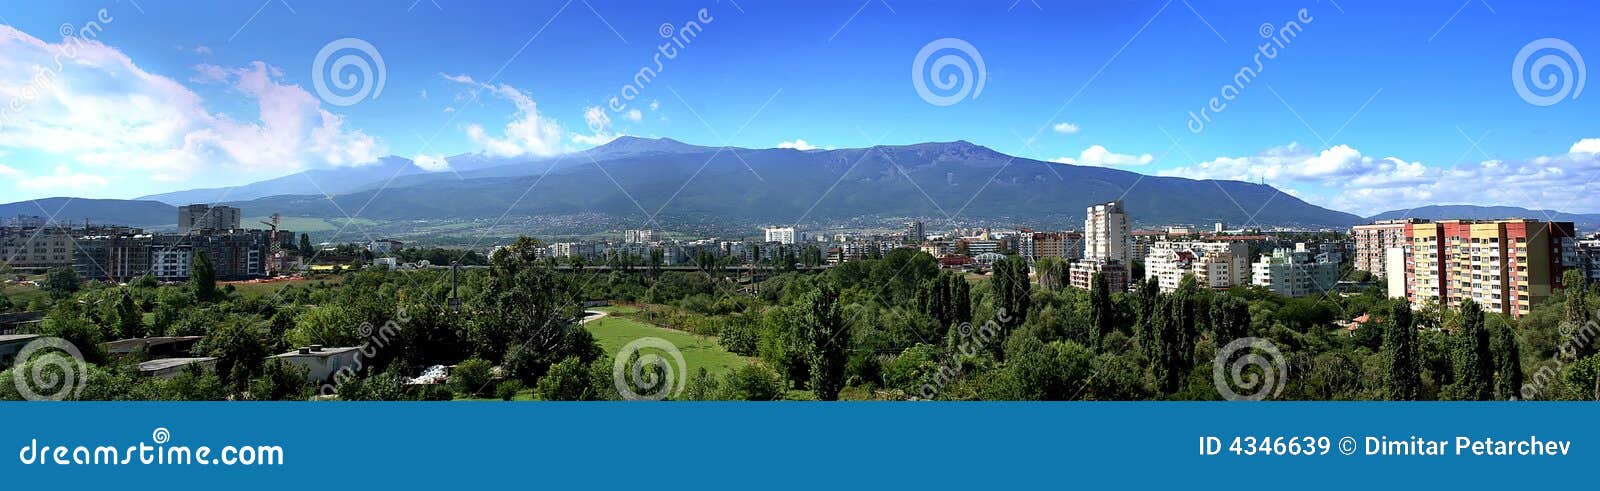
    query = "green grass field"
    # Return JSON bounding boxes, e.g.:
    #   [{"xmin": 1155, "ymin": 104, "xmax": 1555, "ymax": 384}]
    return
[
  {"xmin": 585, "ymin": 305, "xmax": 751, "ymax": 377},
  {"xmin": 227, "ymin": 275, "xmax": 343, "ymax": 299}
]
